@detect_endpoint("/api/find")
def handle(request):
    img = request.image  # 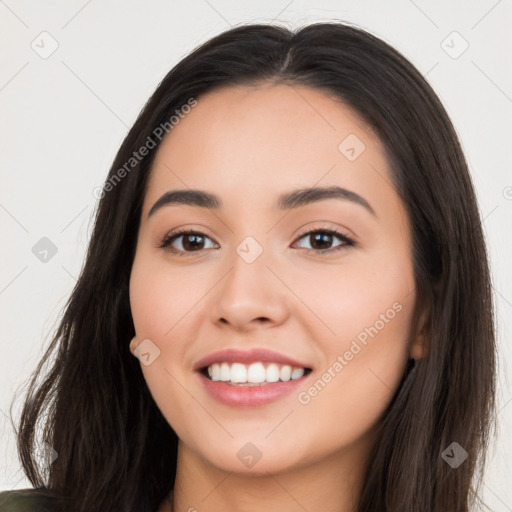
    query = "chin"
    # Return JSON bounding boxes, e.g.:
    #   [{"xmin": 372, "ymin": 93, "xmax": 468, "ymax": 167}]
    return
[{"xmin": 189, "ymin": 435, "xmax": 311, "ymax": 476}]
